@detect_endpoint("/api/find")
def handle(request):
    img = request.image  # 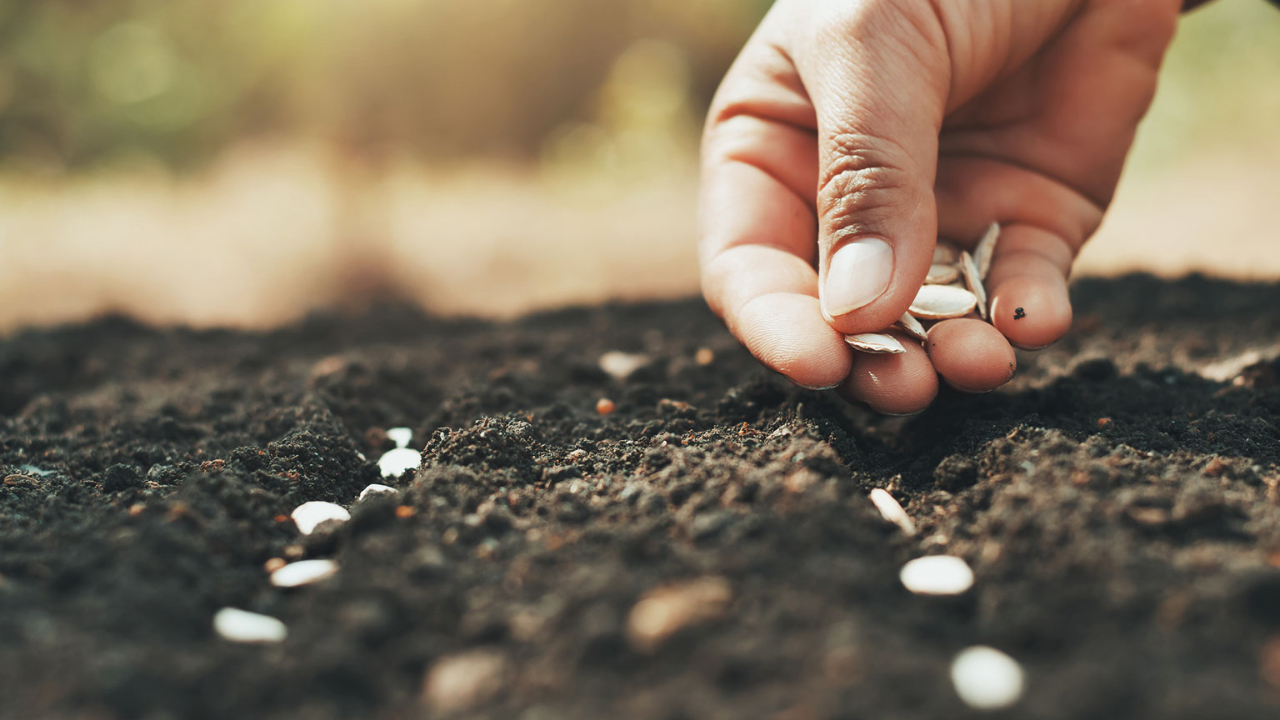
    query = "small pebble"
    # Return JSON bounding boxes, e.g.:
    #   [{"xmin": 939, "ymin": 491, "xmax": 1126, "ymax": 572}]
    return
[
  {"xmin": 263, "ymin": 557, "xmax": 286, "ymax": 573},
  {"xmin": 213, "ymin": 608, "xmax": 287, "ymax": 644},
  {"xmin": 596, "ymin": 398, "xmax": 617, "ymax": 415},
  {"xmin": 869, "ymin": 489, "xmax": 917, "ymax": 536},
  {"xmin": 951, "ymin": 646, "xmax": 1025, "ymax": 711},
  {"xmin": 270, "ymin": 559, "xmax": 339, "ymax": 588},
  {"xmin": 290, "ymin": 501, "xmax": 351, "ymax": 535},
  {"xmin": 358, "ymin": 483, "xmax": 397, "ymax": 501},
  {"xmin": 626, "ymin": 576, "xmax": 732, "ymax": 652},
  {"xmin": 695, "ymin": 347, "xmax": 715, "ymax": 366},
  {"xmin": 899, "ymin": 555, "xmax": 974, "ymax": 595},
  {"xmin": 378, "ymin": 448, "xmax": 422, "ymax": 478}
]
